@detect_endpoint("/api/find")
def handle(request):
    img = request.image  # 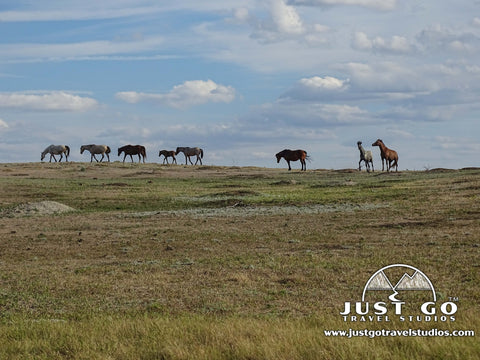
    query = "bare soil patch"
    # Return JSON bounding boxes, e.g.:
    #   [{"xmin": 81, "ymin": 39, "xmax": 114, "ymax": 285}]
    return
[{"xmin": 1, "ymin": 200, "xmax": 75, "ymax": 217}]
